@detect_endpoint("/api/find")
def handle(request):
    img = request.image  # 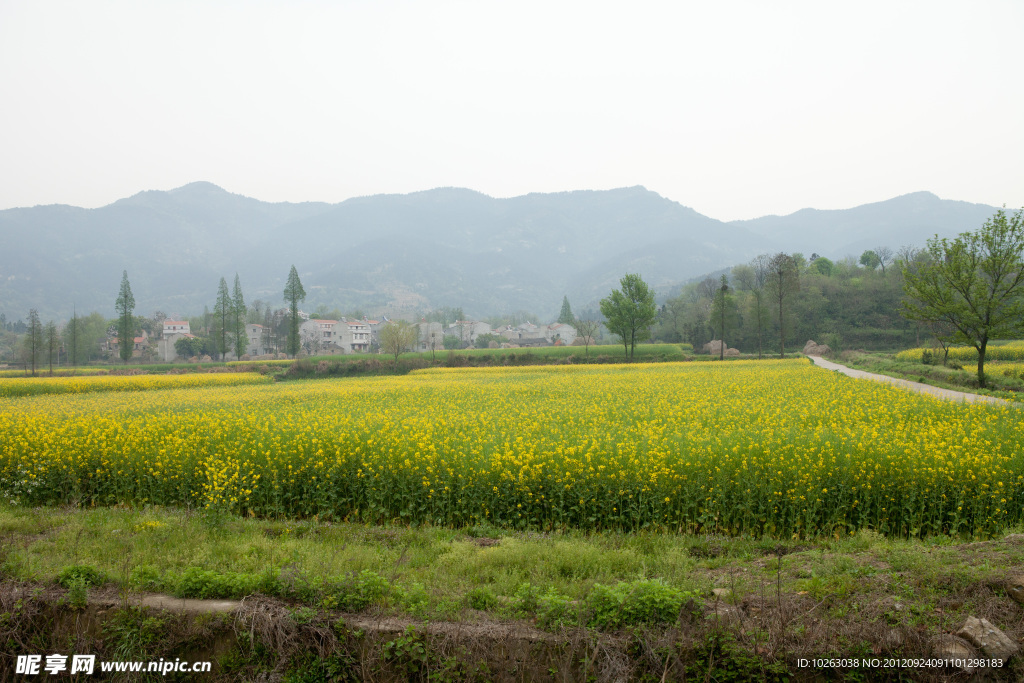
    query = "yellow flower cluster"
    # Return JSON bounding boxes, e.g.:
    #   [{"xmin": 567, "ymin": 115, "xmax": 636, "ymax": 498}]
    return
[
  {"xmin": 0, "ymin": 372, "xmax": 272, "ymax": 398},
  {"xmin": 0, "ymin": 367, "xmax": 109, "ymax": 378},
  {"xmin": 1, "ymin": 360, "xmax": 1020, "ymax": 537},
  {"xmin": 962, "ymin": 363, "xmax": 1024, "ymax": 382},
  {"xmin": 896, "ymin": 343, "xmax": 1024, "ymax": 363}
]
